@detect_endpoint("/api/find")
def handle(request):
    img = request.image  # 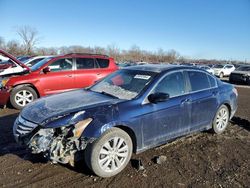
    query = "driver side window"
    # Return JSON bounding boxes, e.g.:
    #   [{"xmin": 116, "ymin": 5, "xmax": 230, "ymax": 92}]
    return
[
  {"xmin": 49, "ymin": 58, "xmax": 73, "ymax": 72},
  {"xmin": 153, "ymin": 72, "xmax": 185, "ymax": 97}
]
